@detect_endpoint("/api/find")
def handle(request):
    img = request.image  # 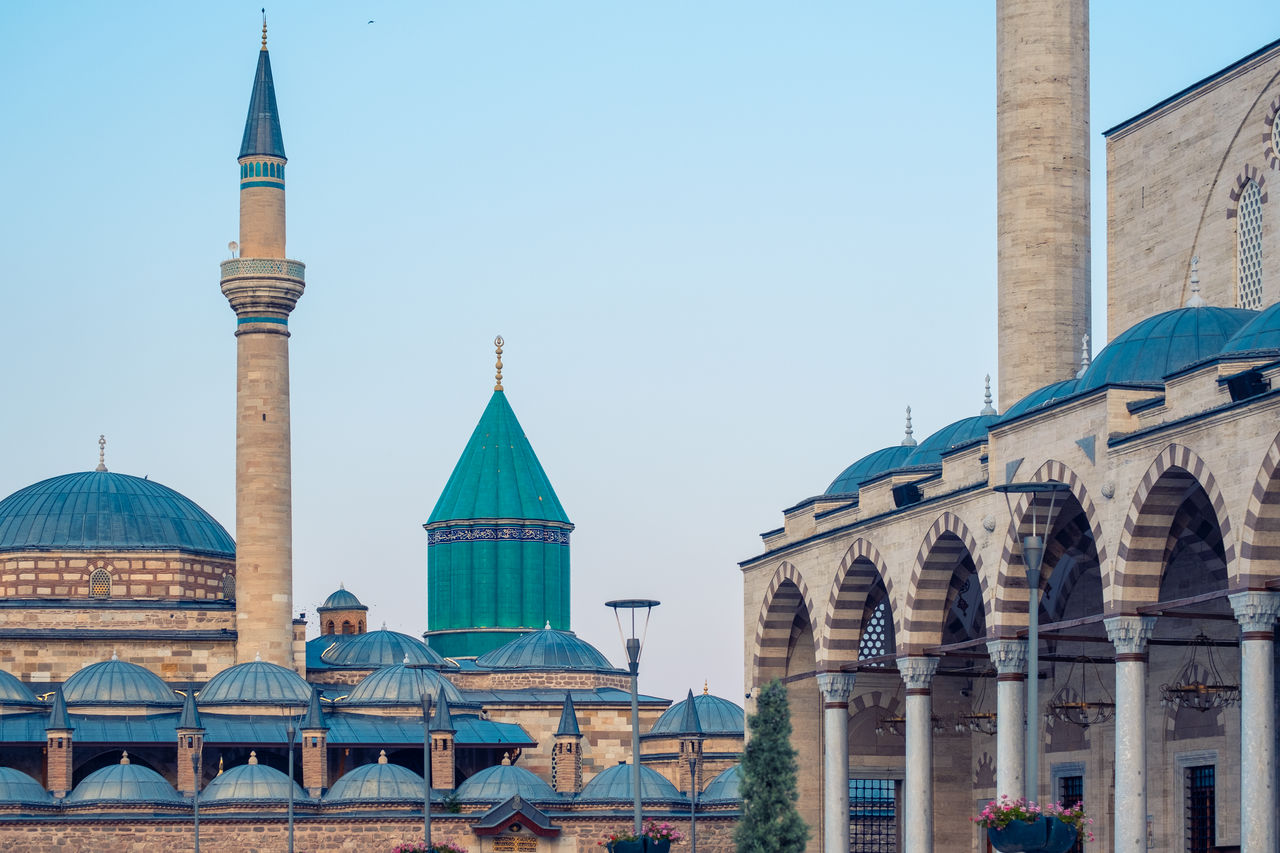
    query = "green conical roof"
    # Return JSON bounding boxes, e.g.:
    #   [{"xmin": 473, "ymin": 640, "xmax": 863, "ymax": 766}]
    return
[{"xmin": 427, "ymin": 391, "xmax": 570, "ymax": 525}]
